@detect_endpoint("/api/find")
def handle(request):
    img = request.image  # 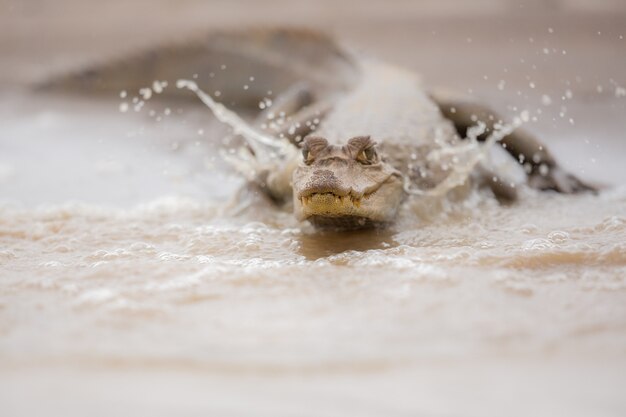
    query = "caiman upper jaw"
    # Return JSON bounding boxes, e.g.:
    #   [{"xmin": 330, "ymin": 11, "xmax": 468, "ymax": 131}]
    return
[
  {"xmin": 297, "ymin": 172, "xmax": 394, "ymax": 214},
  {"xmin": 293, "ymin": 173, "xmax": 404, "ymax": 228}
]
